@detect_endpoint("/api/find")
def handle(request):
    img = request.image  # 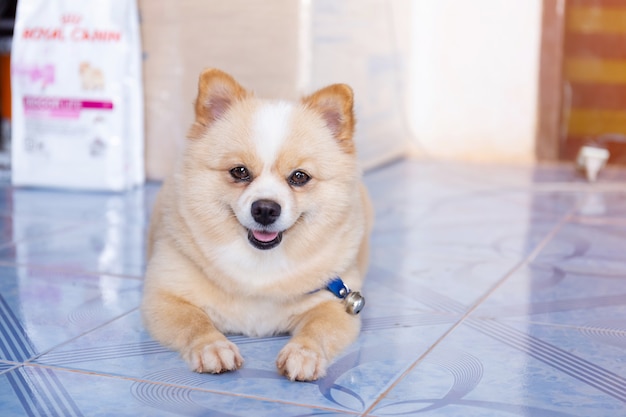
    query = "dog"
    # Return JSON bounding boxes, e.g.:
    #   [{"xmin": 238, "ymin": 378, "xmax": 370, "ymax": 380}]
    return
[
  {"xmin": 141, "ymin": 68, "xmax": 372, "ymax": 381},
  {"xmin": 79, "ymin": 62, "xmax": 104, "ymax": 90}
]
